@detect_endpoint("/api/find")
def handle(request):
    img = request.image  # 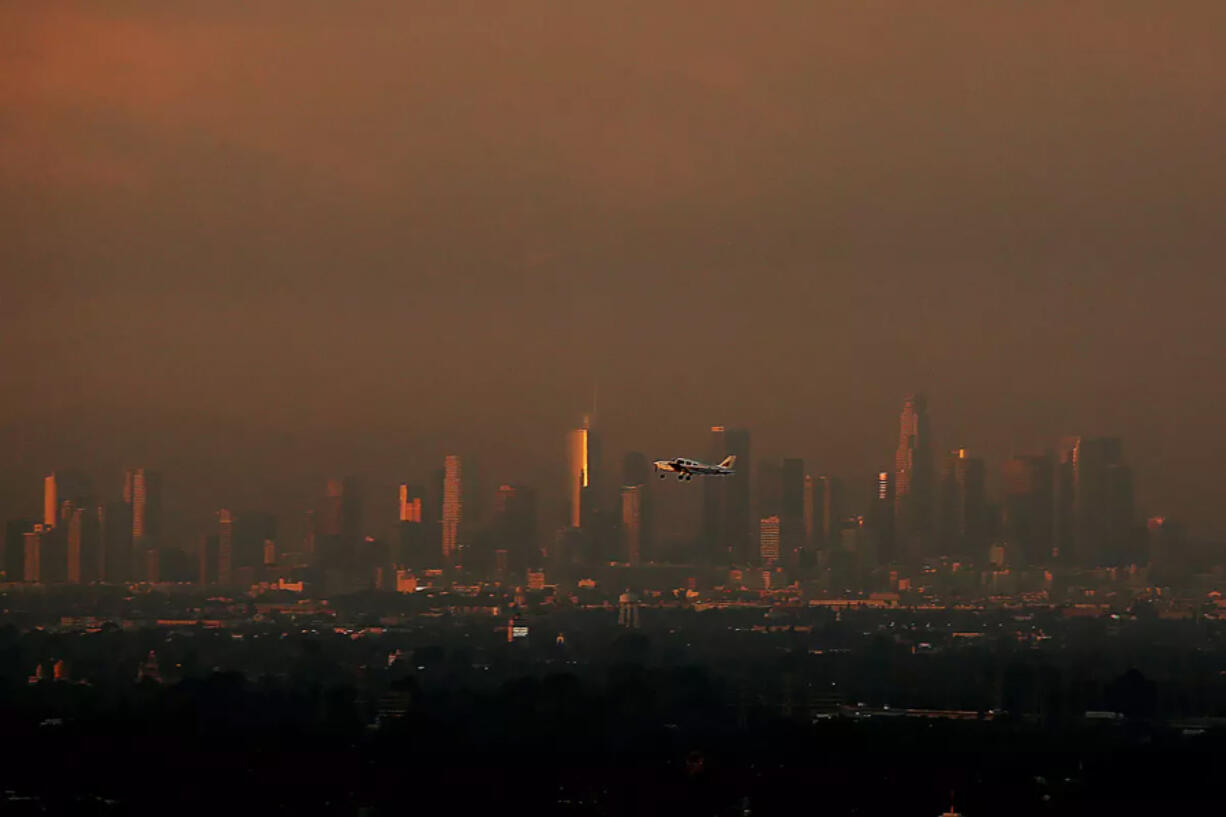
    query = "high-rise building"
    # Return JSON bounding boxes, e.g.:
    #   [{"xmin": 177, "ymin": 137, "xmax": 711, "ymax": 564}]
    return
[
  {"xmin": 66, "ymin": 507, "xmax": 85, "ymax": 584},
  {"xmin": 869, "ymin": 470, "xmax": 895, "ymax": 563},
  {"xmin": 1002, "ymin": 454, "xmax": 1054, "ymax": 565},
  {"xmin": 395, "ymin": 484, "xmax": 428, "ymax": 570},
  {"xmin": 1146, "ymin": 516, "xmax": 1185, "ymax": 571},
  {"xmin": 701, "ymin": 427, "xmax": 752, "ymax": 564},
  {"xmin": 43, "ymin": 475, "xmax": 57, "ymax": 529},
  {"xmin": 492, "ymin": 483, "xmax": 537, "ymax": 573},
  {"xmin": 399, "ymin": 484, "xmax": 422, "ymax": 523},
  {"xmin": 565, "ymin": 417, "xmax": 601, "ymax": 530},
  {"xmin": 441, "ymin": 455, "xmax": 463, "ymax": 565},
  {"xmin": 23, "ymin": 526, "xmax": 43, "ymax": 583},
  {"xmin": 938, "ymin": 449, "xmax": 987, "ymax": 558},
  {"xmin": 759, "ymin": 516, "xmax": 781, "ymax": 564},
  {"xmin": 621, "ymin": 485, "xmax": 643, "ymax": 565},
  {"xmin": 316, "ymin": 480, "xmax": 343, "ymax": 537},
  {"xmin": 813, "ymin": 476, "xmax": 842, "ymax": 552},
  {"xmin": 217, "ymin": 509, "xmax": 234, "ymax": 585},
  {"xmin": 622, "ymin": 452, "xmax": 653, "ymax": 562},
  {"xmin": 1054, "ymin": 437, "xmax": 1134, "ymax": 566},
  {"xmin": 233, "ymin": 511, "xmax": 276, "ymax": 572},
  {"xmin": 779, "ymin": 459, "xmax": 806, "ymax": 566},
  {"xmin": 803, "ymin": 475, "xmax": 815, "ymax": 548},
  {"xmin": 43, "ymin": 471, "xmax": 93, "ymax": 529},
  {"xmin": 894, "ymin": 394, "xmax": 933, "ymax": 561},
  {"xmin": 124, "ymin": 468, "xmax": 162, "ymax": 546}
]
